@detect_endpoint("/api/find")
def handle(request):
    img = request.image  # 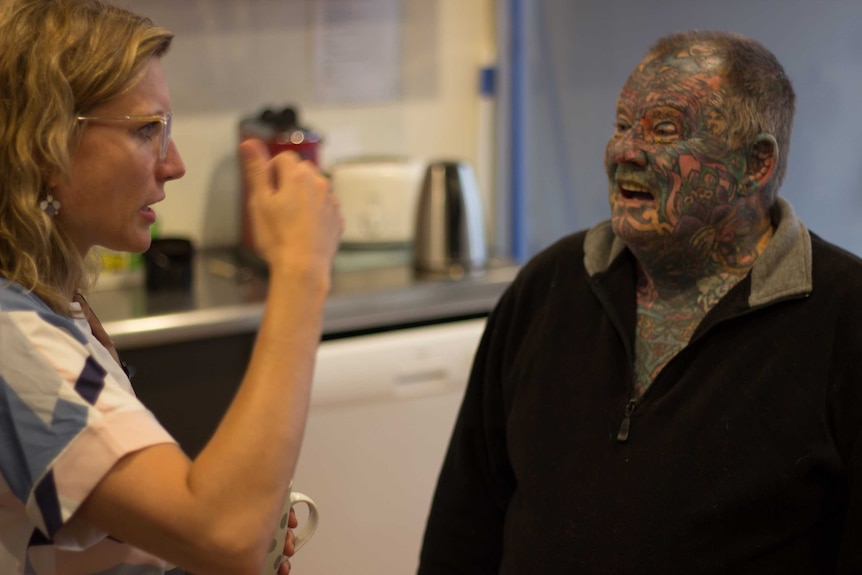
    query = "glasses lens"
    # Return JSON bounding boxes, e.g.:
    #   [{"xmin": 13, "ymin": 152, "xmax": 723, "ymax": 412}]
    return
[{"xmin": 160, "ymin": 114, "xmax": 172, "ymax": 160}]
